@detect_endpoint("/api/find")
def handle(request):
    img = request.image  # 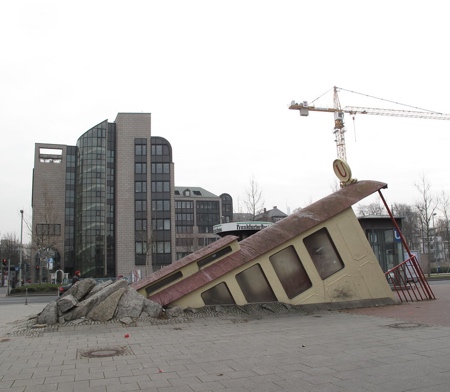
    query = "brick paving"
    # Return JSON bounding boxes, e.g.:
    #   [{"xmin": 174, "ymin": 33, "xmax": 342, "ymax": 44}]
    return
[
  {"xmin": 345, "ymin": 282, "xmax": 450, "ymax": 327},
  {"xmin": 1, "ymin": 282, "xmax": 450, "ymax": 391}
]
